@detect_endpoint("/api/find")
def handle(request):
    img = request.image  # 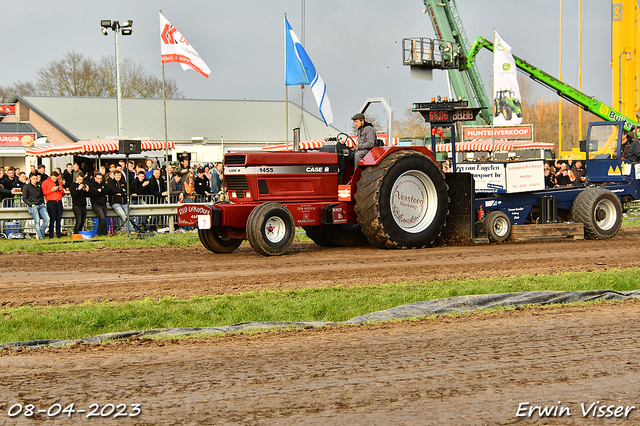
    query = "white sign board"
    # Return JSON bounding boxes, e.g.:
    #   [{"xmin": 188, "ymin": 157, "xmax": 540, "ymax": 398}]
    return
[
  {"xmin": 505, "ymin": 160, "xmax": 545, "ymax": 193},
  {"xmin": 197, "ymin": 214, "xmax": 211, "ymax": 230},
  {"xmin": 455, "ymin": 163, "xmax": 506, "ymax": 193}
]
